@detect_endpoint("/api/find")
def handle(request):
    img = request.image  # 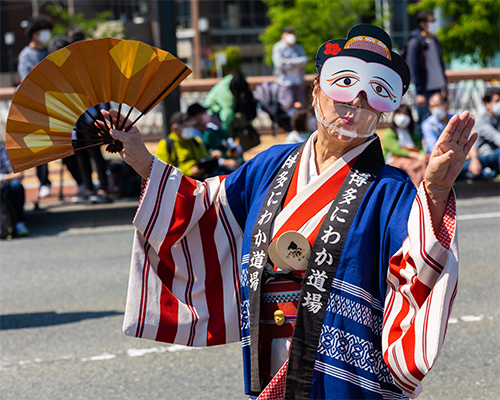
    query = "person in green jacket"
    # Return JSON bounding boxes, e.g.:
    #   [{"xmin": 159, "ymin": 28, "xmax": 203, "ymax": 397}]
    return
[
  {"xmin": 203, "ymin": 73, "xmax": 257, "ymax": 149},
  {"xmin": 187, "ymin": 103, "xmax": 243, "ymax": 172},
  {"xmin": 156, "ymin": 112, "xmax": 210, "ymax": 179},
  {"xmin": 382, "ymin": 104, "xmax": 427, "ymax": 187},
  {"xmin": 203, "ymin": 74, "xmax": 236, "ymax": 133}
]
